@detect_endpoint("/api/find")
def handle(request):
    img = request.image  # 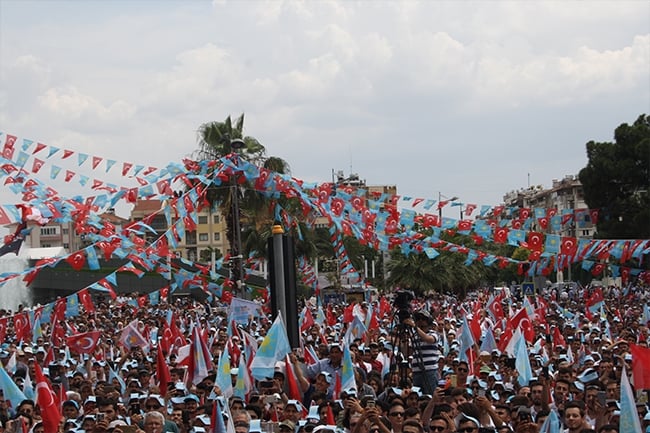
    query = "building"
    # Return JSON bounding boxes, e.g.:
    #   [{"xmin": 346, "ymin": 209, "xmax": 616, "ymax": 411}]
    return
[
  {"xmin": 14, "ymin": 207, "xmax": 129, "ymax": 252},
  {"xmin": 129, "ymin": 199, "xmax": 230, "ymax": 263},
  {"xmin": 503, "ymin": 174, "xmax": 595, "ymax": 239}
]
